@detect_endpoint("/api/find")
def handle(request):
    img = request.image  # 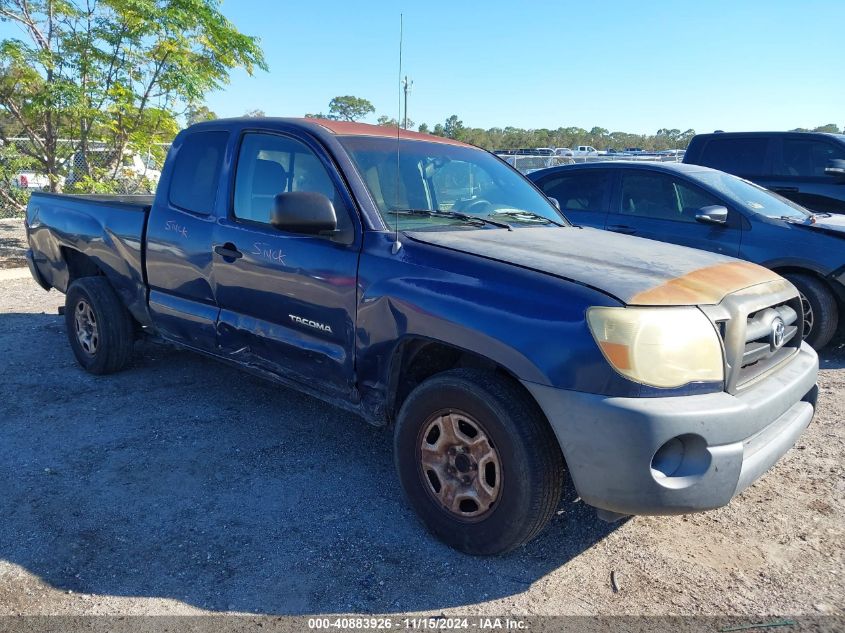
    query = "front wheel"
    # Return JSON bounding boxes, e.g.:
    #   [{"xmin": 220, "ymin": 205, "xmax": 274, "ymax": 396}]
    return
[
  {"xmin": 394, "ymin": 369, "xmax": 565, "ymax": 555},
  {"xmin": 783, "ymin": 273, "xmax": 839, "ymax": 350}
]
